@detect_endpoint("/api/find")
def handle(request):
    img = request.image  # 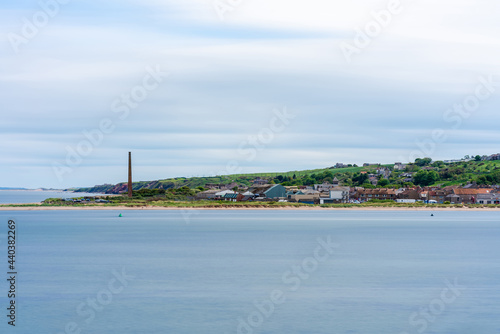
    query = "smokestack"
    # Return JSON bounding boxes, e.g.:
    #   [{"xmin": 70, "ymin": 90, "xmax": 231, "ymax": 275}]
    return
[{"xmin": 128, "ymin": 152, "xmax": 133, "ymax": 198}]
